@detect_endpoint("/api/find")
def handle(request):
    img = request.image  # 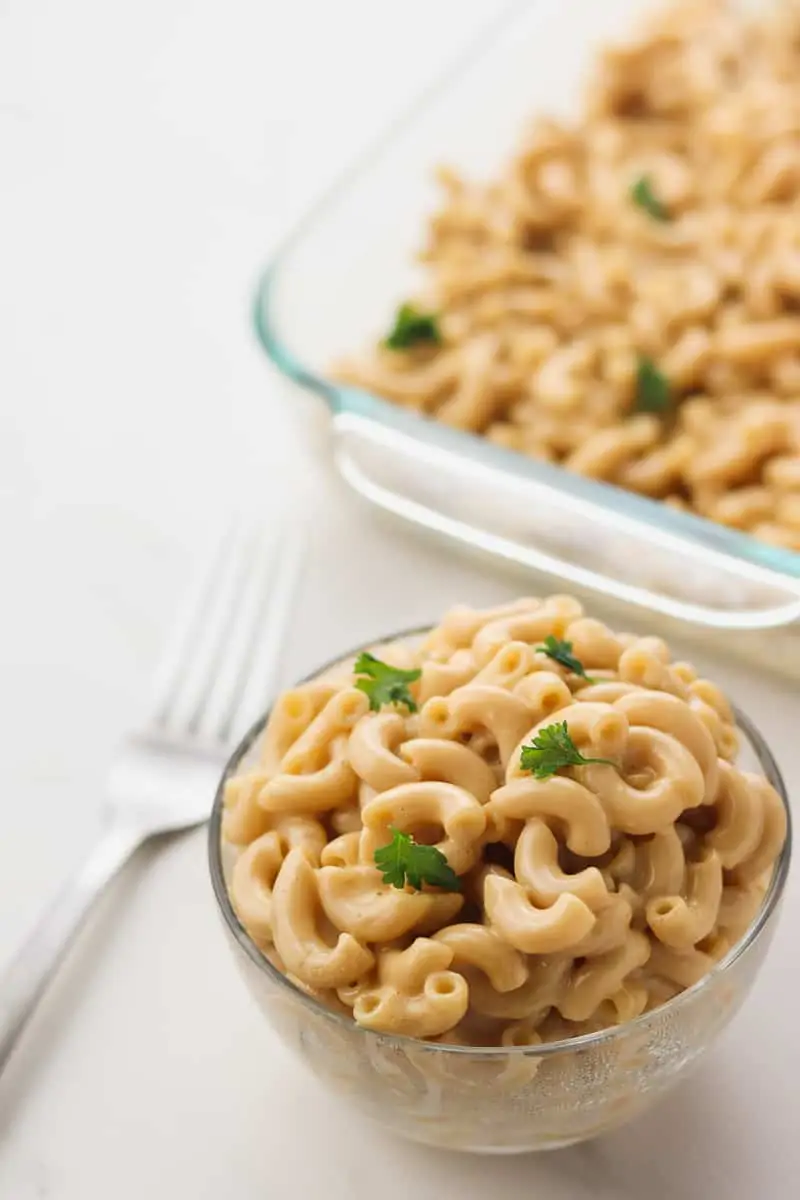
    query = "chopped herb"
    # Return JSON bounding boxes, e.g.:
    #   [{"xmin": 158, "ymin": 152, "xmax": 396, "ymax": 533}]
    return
[
  {"xmin": 536, "ymin": 635, "xmax": 594, "ymax": 682},
  {"xmin": 383, "ymin": 303, "xmax": 441, "ymax": 351},
  {"xmin": 374, "ymin": 828, "xmax": 461, "ymax": 892},
  {"xmin": 353, "ymin": 651, "xmax": 421, "ymax": 713},
  {"xmin": 520, "ymin": 720, "xmax": 617, "ymax": 779},
  {"xmin": 630, "ymin": 175, "xmax": 670, "ymax": 222},
  {"xmin": 634, "ymin": 354, "xmax": 671, "ymax": 414}
]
